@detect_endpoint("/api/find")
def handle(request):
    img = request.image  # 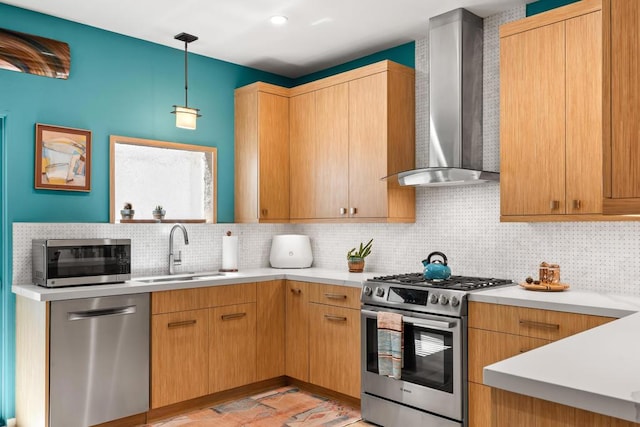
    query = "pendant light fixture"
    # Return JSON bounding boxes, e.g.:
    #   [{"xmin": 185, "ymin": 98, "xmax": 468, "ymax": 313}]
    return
[{"xmin": 172, "ymin": 32, "xmax": 201, "ymax": 130}]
